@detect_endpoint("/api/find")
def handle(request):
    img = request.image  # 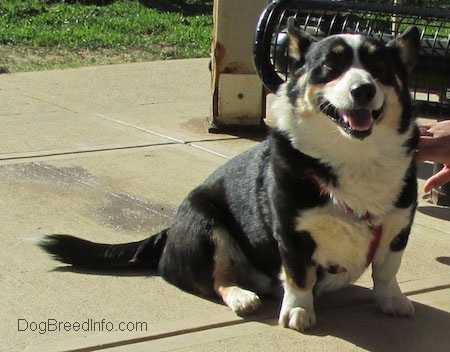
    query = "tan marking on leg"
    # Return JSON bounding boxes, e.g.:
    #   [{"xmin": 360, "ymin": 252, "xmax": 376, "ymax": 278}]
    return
[
  {"xmin": 279, "ymin": 266, "xmax": 317, "ymax": 331},
  {"xmin": 211, "ymin": 227, "xmax": 237, "ymax": 302},
  {"xmin": 211, "ymin": 227, "xmax": 261, "ymax": 315},
  {"xmin": 213, "ymin": 263, "xmax": 261, "ymax": 315},
  {"xmin": 213, "ymin": 263, "xmax": 237, "ymax": 302},
  {"xmin": 282, "ymin": 265, "xmax": 317, "ymax": 292}
]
